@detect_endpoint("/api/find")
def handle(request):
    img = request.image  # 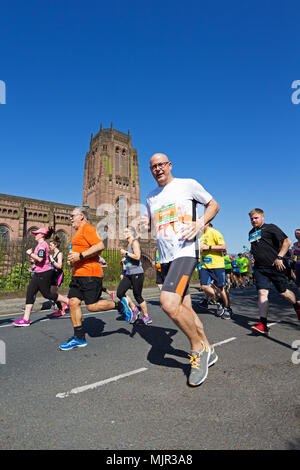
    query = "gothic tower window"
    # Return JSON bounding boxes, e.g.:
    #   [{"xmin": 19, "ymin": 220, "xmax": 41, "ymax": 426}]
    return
[
  {"xmin": 132, "ymin": 154, "xmax": 138, "ymax": 185},
  {"xmin": 122, "ymin": 149, "xmax": 128, "ymax": 176},
  {"xmin": 115, "ymin": 147, "xmax": 120, "ymax": 175}
]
